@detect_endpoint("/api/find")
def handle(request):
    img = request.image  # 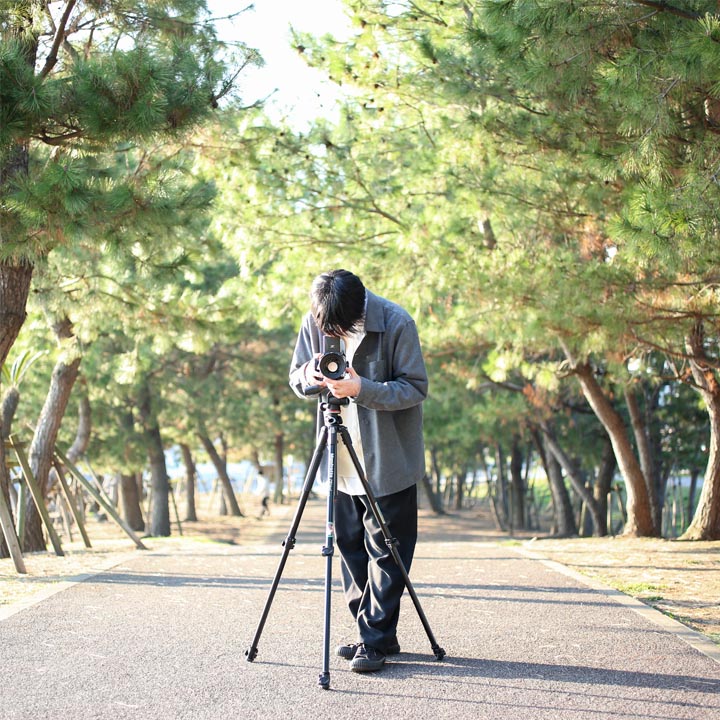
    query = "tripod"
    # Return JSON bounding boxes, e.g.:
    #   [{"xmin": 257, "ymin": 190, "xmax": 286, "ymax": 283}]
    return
[{"xmin": 244, "ymin": 391, "xmax": 445, "ymax": 689}]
